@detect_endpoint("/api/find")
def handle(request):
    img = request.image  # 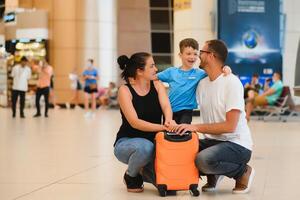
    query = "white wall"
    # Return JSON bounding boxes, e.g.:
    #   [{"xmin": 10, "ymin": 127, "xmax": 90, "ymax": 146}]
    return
[
  {"xmin": 283, "ymin": 0, "xmax": 300, "ymax": 103},
  {"xmin": 173, "ymin": 0, "xmax": 215, "ymax": 66},
  {"xmin": 98, "ymin": 0, "xmax": 118, "ymax": 87}
]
